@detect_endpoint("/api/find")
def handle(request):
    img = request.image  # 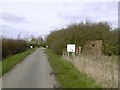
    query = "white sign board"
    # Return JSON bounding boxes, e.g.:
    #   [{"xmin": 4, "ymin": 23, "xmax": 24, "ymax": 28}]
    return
[{"xmin": 67, "ymin": 44, "xmax": 75, "ymax": 52}]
